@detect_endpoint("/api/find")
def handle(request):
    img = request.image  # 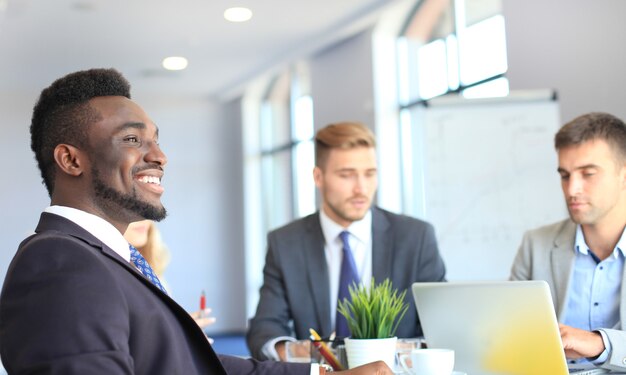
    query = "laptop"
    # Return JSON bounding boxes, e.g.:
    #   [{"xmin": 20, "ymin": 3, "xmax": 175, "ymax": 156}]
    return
[{"xmin": 411, "ymin": 281, "xmax": 610, "ymax": 375}]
